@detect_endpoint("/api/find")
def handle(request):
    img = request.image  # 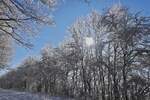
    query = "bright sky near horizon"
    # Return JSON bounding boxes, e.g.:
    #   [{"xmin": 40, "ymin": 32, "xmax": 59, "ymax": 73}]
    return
[{"xmin": 12, "ymin": 0, "xmax": 150, "ymax": 67}]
